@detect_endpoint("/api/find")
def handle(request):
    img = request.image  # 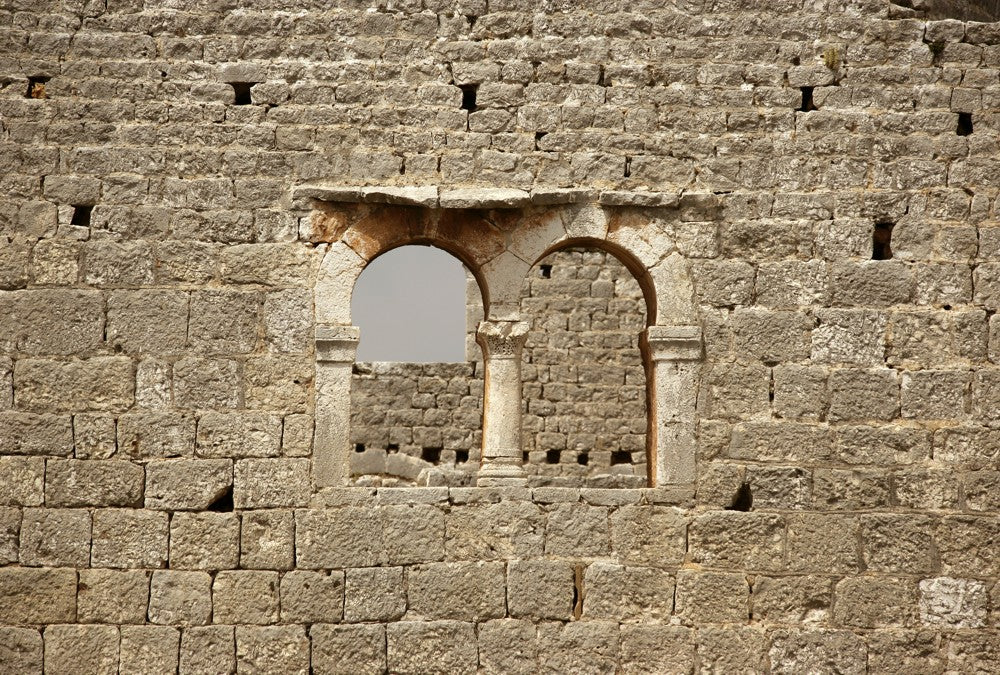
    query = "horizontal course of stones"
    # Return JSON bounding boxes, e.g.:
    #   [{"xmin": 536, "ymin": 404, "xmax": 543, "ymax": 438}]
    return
[{"xmin": 1, "ymin": 486, "xmax": 998, "ymax": 673}]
